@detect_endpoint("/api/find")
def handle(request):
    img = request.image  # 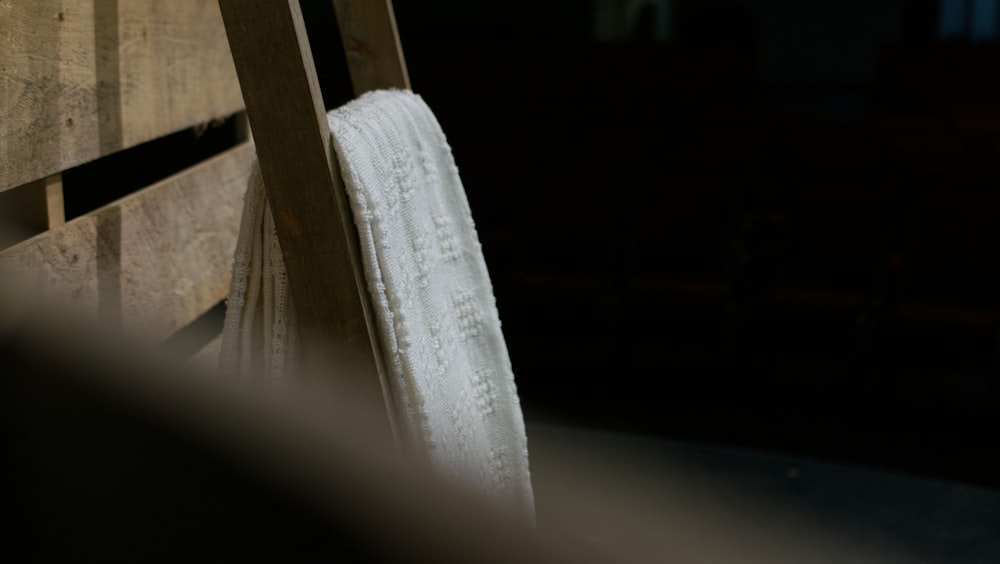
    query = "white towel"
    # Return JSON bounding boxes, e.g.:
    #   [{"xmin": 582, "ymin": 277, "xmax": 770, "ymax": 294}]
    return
[
  {"xmin": 221, "ymin": 90, "xmax": 534, "ymax": 520},
  {"xmin": 220, "ymin": 163, "xmax": 298, "ymax": 387}
]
